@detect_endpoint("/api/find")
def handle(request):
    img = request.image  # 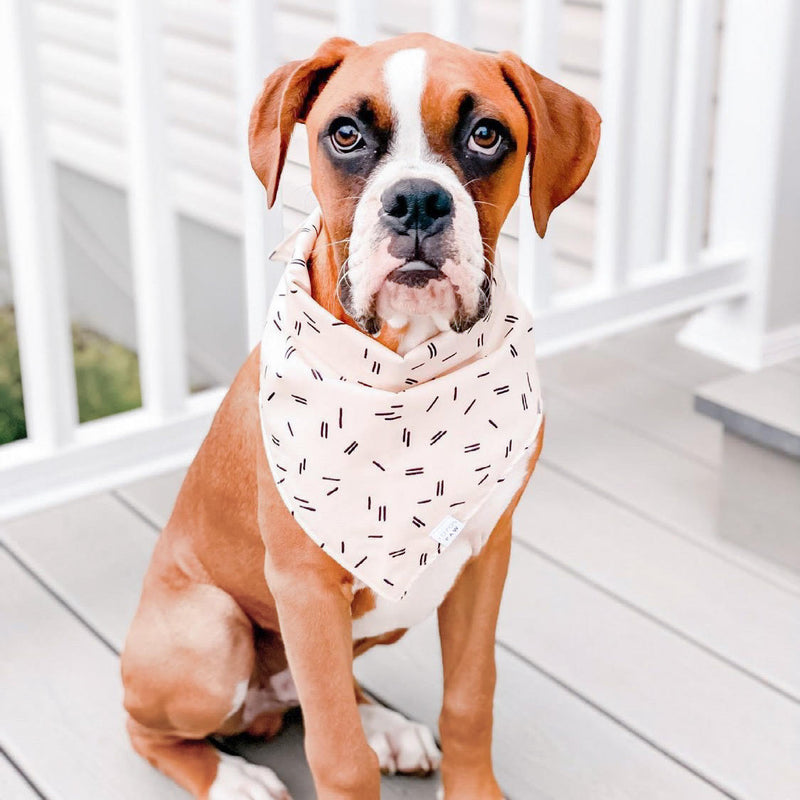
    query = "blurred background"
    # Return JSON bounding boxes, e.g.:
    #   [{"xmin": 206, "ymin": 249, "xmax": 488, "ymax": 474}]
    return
[{"xmin": 0, "ymin": 1, "xmax": 798, "ymax": 799}]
